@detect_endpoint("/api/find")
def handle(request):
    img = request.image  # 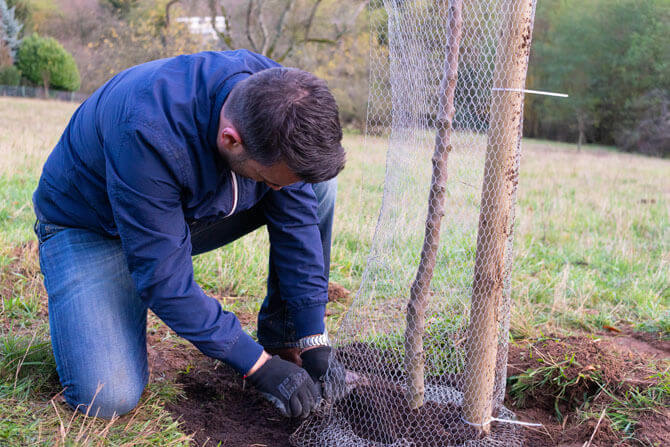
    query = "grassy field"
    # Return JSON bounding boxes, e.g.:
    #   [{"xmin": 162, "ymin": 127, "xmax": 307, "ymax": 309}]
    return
[{"xmin": 0, "ymin": 96, "xmax": 668, "ymax": 445}]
